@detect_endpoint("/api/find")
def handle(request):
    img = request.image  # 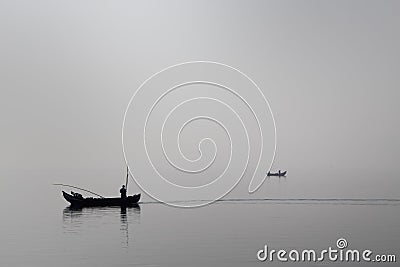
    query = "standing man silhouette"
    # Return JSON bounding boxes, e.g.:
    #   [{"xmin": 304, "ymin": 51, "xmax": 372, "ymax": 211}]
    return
[{"xmin": 120, "ymin": 185, "xmax": 127, "ymax": 199}]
